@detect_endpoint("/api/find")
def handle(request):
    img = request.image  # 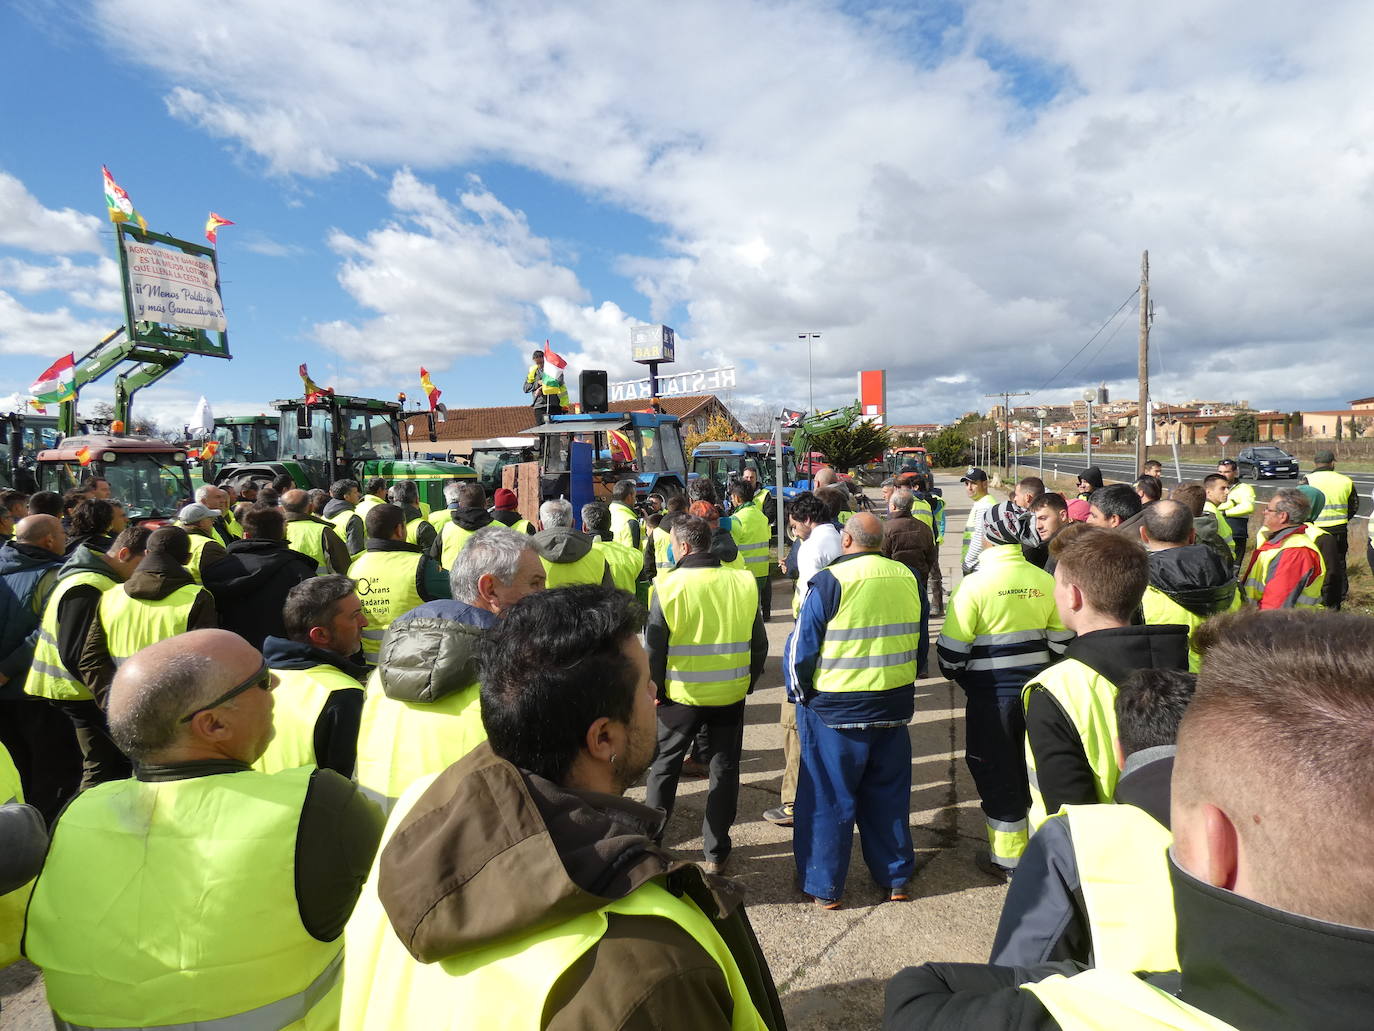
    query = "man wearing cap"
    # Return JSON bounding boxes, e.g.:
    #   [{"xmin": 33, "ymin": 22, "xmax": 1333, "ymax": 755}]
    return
[
  {"xmin": 938, "ymin": 501, "xmax": 1071, "ymax": 877},
  {"xmin": 522, "ymin": 349, "xmax": 566, "ymax": 423},
  {"xmin": 488, "ymin": 488, "xmax": 534, "ymax": 534},
  {"xmin": 960, "ymin": 468, "xmax": 998, "ymax": 575},
  {"xmin": 176, "ymin": 502, "xmax": 228, "ymax": 583},
  {"xmin": 1304, "ymin": 449, "xmax": 1357, "ymax": 608}
]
